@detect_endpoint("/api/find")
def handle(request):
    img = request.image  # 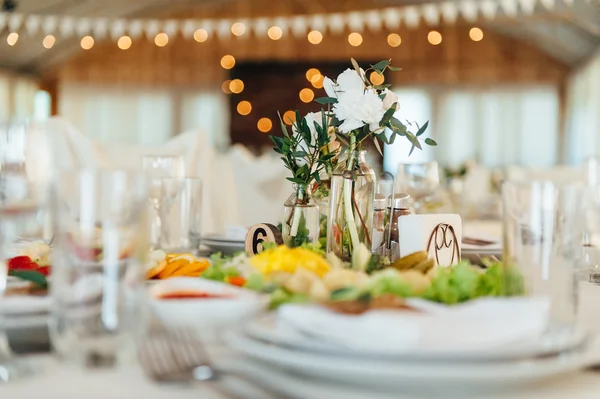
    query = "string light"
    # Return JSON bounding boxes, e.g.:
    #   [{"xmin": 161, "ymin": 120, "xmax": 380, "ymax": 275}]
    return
[
  {"xmin": 117, "ymin": 35, "xmax": 132, "ymax": 50},
  {"xmin": 305, "ymin": 68, "xmax": 320, "ymax": 82},
  {"xmin": 6, "ymin": 32, "xmax": 18, "ymax": 46},
  {"xmin": 229, "ymin": 79, "xmax": 244, "ymax": 94},
  {"xmin": 283, "ymin": 110, "xmax": 296, "ymax": 125},
  {"xmin": 428, "ymin": 31, "xmax": 442, "ymax": 45},
  {"xmin": 299, "ymin": 88, "xmax": 315, "ymax": 103},
  {"xmin": 42, "ymin": 35, "xmax": 55, "ymax": 49},
  {"xmin": 80, "ymin": 36, "xmax": 94, "ymax": 50},
  {"xmin": 267, "ymin": 26, "xmax": 283, "ymax": 40},
  {"xmin": 154, "ymin": 33, "xmax": 169, "ymax": 47},
  {"xmin": 220, "ymin": 55, "xmax": 236, "ymax": 69},
  {"xmin": 387, "ymin": 33, "xmax": 401, "ymax": 47},
  {"xmin": 221, "ymin": 80, "xmax": 232, "ymax": 94},
  {"xmin": 348, "ymin": 32, "xmax": 363, "ymax": 47},
  {"xmin": 311, "ymin": 75, "xmax": 324, "ymax": 89},
  {"xmin": 307, "ymin": 30, "xmax": 323, "ymax": 44},
  {"xmin": 370, "ymin": 71, "xmax": 384, "ymax": 85},
  {"xmin": 231, "ymin": 22, "xmax": 246, "ymax": 36},
  {"xmin": 237, "ymin": 101, "xmax": 252, "ymax": 115},
  {"xmin": 469, "ymin": 27, "xmax": 484, "ymax": 42},
  {"xmin": 257, "ymin": 118, "xmax": 273, "ymax": 133},
  {"xmin": 194, "ymin": 29, "xmax": 208, "ymax": 42}
]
